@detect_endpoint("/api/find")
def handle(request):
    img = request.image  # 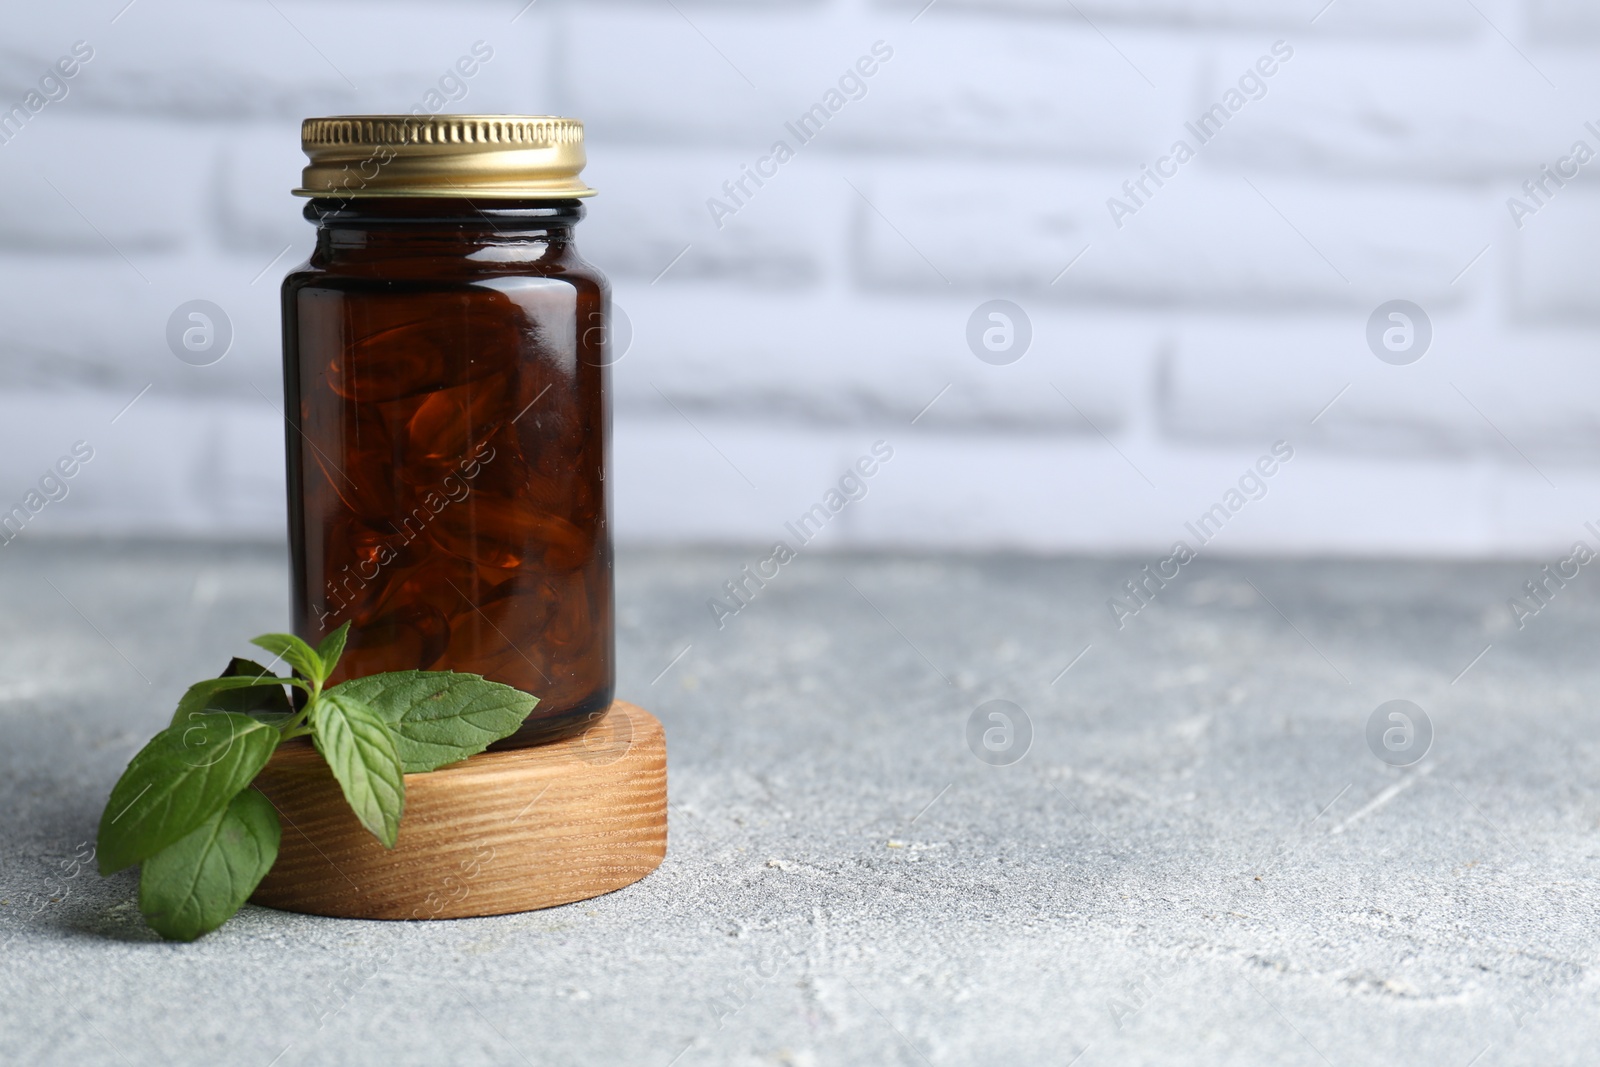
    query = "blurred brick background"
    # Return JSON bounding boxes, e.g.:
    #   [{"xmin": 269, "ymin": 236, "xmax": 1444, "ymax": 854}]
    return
[{"xmin": 0, "ymin": 0, "xmax": 1597, "ymax": 554}]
